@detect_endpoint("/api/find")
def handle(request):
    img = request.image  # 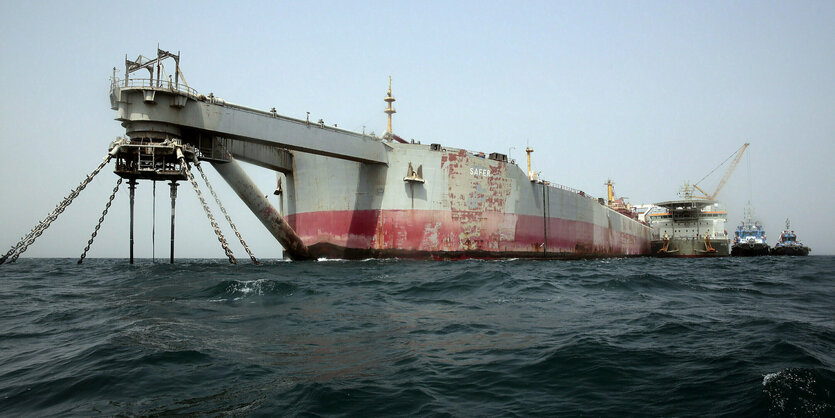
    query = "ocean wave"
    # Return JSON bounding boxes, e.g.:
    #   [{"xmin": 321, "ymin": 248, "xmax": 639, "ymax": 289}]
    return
[
  {"xmin": 762, "ymin": 368, "xmax": 835, "ymax": 416},
  {"xmin": 203, "ymin": 279, "xmax": 298, "ymax": 300},
  {"xmin": 359, "ymin": 257, "xmax": 403, "ymax": 262},
  {"xmin": 1, "ymin": 257, "xmax": 833, "ymax": 416},
  {"xmin": 587, "ymin": 272, "xmax": 689, "ymax": 292},
  {"xmin": 392, "ymin": 269, "xmax": 504, "ymax": 297}
]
